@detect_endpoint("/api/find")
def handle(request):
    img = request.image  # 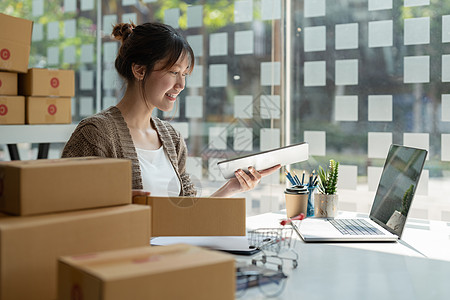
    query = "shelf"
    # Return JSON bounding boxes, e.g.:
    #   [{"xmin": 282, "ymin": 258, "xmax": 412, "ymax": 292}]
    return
[{"xmin": 0, "ymin": 124, "xmax": 77, "ymax": 144}]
